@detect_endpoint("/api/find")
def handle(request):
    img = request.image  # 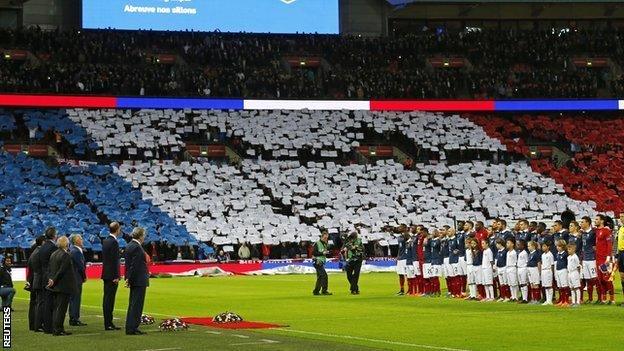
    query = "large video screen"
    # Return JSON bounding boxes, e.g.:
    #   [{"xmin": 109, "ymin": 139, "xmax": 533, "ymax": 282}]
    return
[{"xmin": 82, "ymin": 0, "xmax": 340, "ymax": 34}]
